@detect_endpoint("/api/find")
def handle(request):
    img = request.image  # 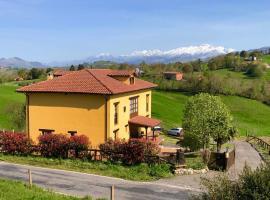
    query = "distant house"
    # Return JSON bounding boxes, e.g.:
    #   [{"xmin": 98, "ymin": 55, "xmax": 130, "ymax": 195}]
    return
[
  {"xmin": 163, "ymin": 72, "xmax": 183, "ymax": 81},
  {"xmin": 17, "ymin": 69, "xmax": 160, "ymax": 146},
  {"xmin": 47, "ymin": 70, "xmax": 73, "ymax": 80}
]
